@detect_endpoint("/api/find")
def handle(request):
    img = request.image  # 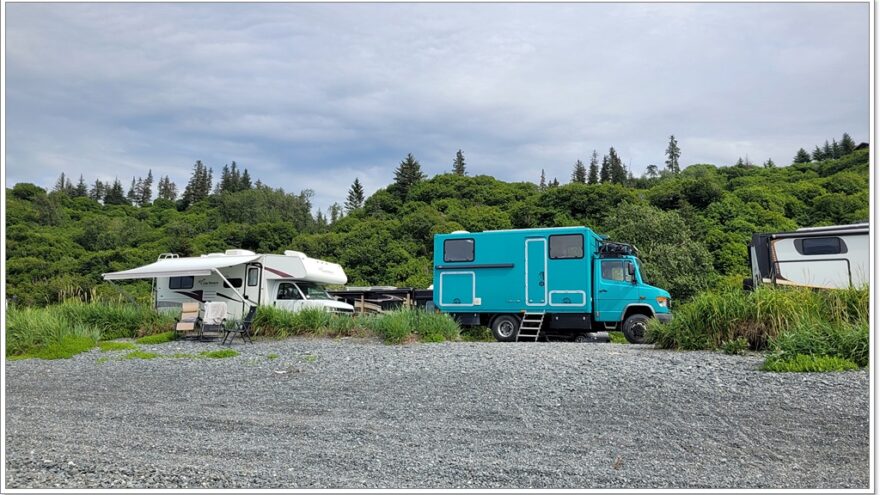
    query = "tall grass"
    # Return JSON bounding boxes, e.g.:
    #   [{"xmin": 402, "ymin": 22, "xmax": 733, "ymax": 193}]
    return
[
  {"xmin": 253, "ymin": 307, "xmax": 460, "ymax": 343},
  {"xmin": 647, "ymin": 286, "xmax": 869, "ymax": 371},
  {"xmin": 6, "ymin": 302, "xmax": 175, "ymax": 359}
]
